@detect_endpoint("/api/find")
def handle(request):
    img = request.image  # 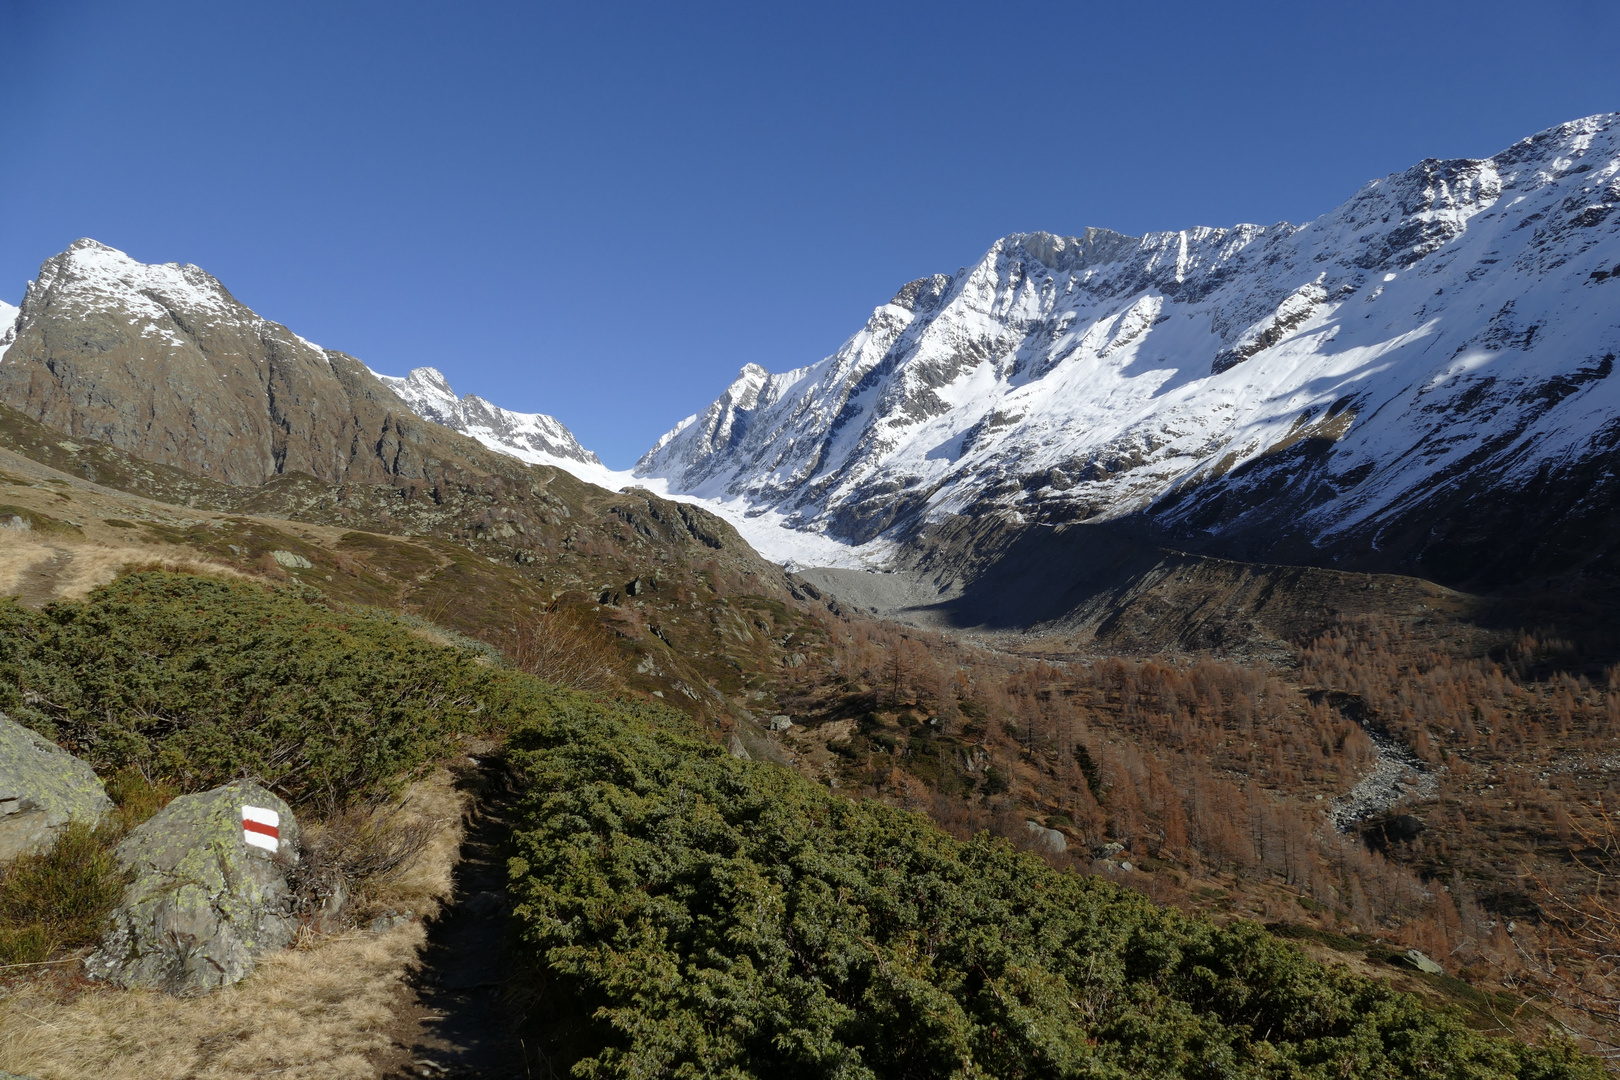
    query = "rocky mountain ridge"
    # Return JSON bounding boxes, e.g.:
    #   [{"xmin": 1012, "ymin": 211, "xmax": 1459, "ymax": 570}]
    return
[
  {"xmin": 634, "ymin": 113, "xmax": 1620, "ymax": 589},
  {"xmin": 370, "ymin": 365, "xmax": 601, "ymax": 468}
]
